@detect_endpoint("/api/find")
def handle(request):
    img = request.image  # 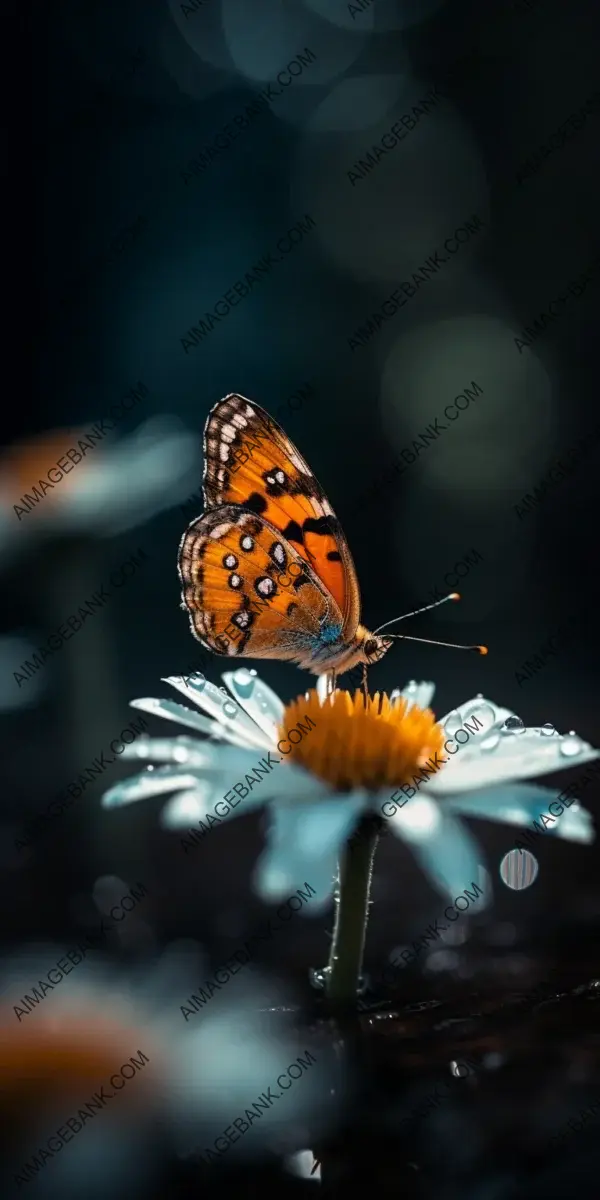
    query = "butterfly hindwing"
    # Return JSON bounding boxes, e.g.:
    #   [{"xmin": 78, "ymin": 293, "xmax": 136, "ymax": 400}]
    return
[
  {"xmin": 202, "ymin": 394, "xmax": 361, "ymax": 639},
  {"xmin": 178, "ymin": 505, "xmax": 345, "ymax": 666}
]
